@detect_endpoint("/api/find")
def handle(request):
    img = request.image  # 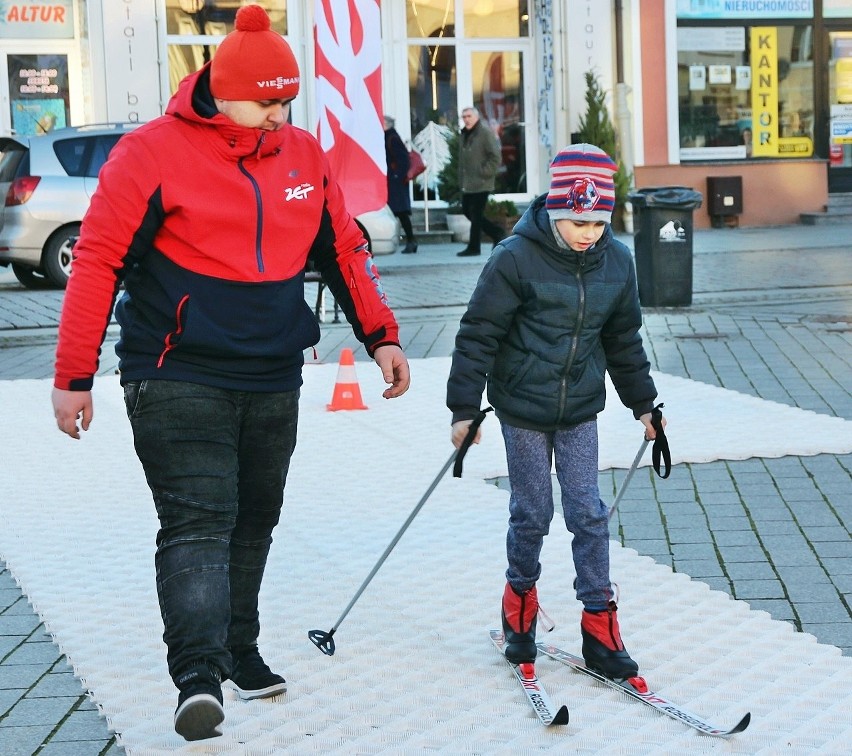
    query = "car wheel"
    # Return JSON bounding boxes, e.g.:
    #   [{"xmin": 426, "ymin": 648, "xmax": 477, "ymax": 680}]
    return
[
  {"xmin": 42, "ymin": 224, "xmax": 80, "ymax": 288},
  {"xmin": 11, "ymin": 263, "xmax": 55, "ymax": 289}
]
